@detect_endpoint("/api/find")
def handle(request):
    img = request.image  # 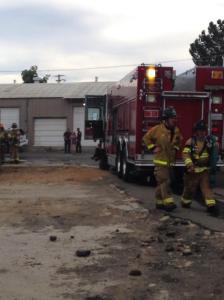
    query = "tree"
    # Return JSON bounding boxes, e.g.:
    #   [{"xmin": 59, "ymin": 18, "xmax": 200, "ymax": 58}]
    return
[
  {"xmin": 21, "ymin": 65, "xmax": 50, "ymax": 83},
  {"xmin": 189, "ymin": 19, "xmax": 224, "ymax": 66}
]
